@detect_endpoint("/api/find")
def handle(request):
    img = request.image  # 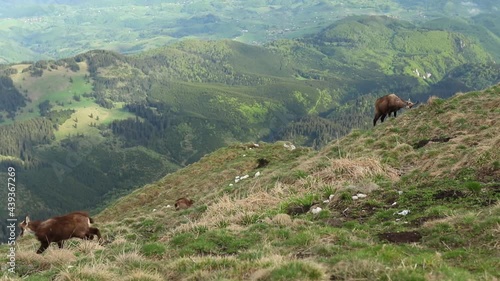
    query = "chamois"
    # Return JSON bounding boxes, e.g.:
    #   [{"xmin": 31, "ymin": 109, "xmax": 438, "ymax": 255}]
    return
[
  {"xmin": 373, "ymin": 94, "xmax": 415, "ymax": 126},
  {"xmin": 18, "ymin": 211, "xmax": 102, "ymax": 254},
  {"xmin": 175, "ymin": 197, "xmax": 194, "ymax": 210}
]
